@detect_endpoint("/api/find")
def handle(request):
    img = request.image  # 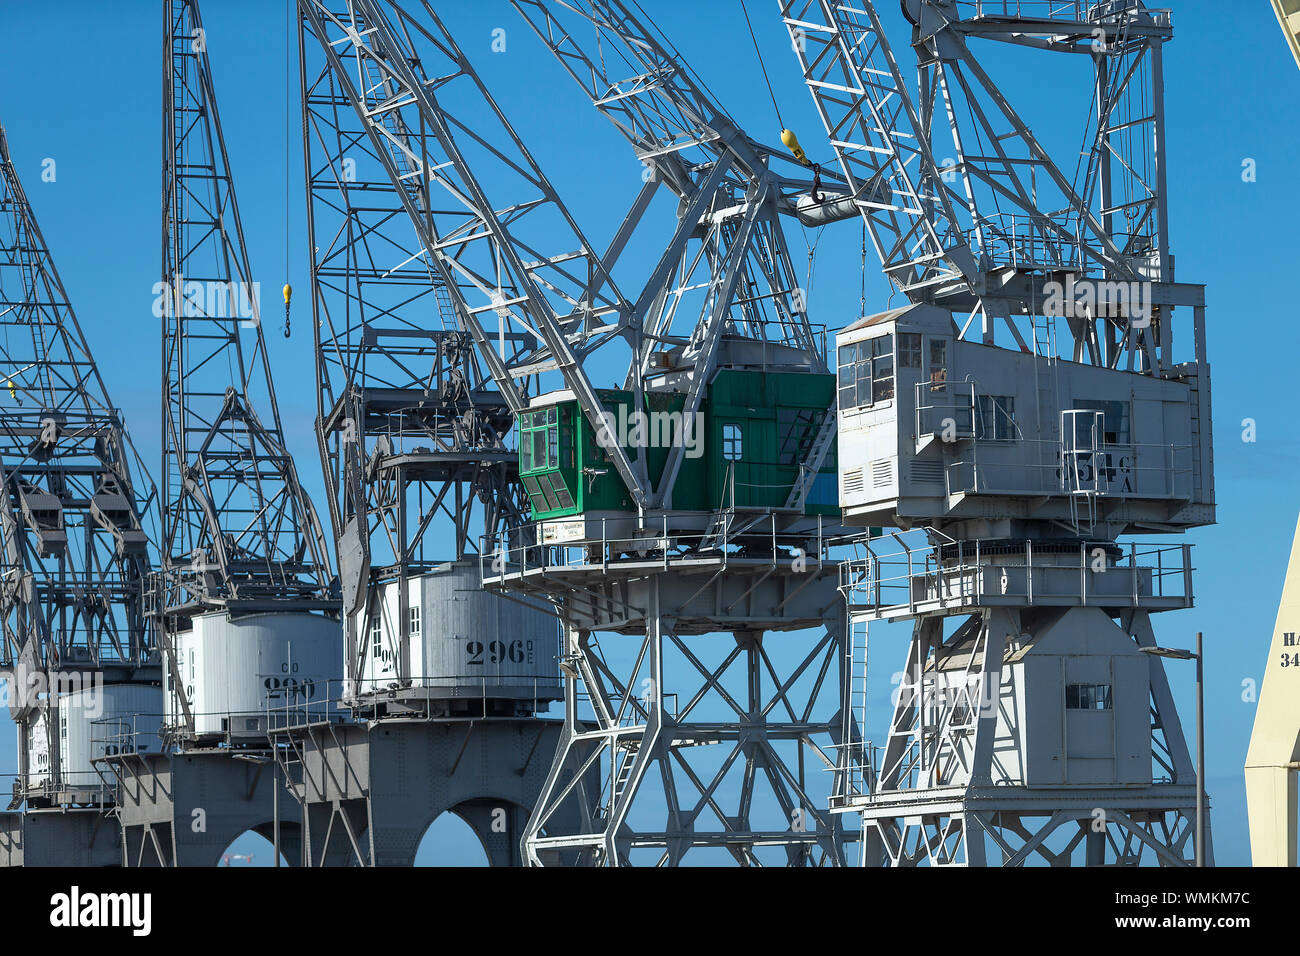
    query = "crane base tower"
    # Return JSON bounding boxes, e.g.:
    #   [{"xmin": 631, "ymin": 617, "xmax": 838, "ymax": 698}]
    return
[
  {"xmin": 97, "ymin": 747, "xmax": 351, "ymax": 867},
  {"xmin": 484, "ymin": 536, "xmax": 852, "ymax": 866},
  {"xmin": 267, "ymin": 716, "xmax": 573, "ymax": 866},
  {"xmin": 839, "ymin": 535, "xmax": 1211, "ymax": 866},
  {"xmin": 0, "ymin": 808, "xmax": 121, "ymax": 867}
]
